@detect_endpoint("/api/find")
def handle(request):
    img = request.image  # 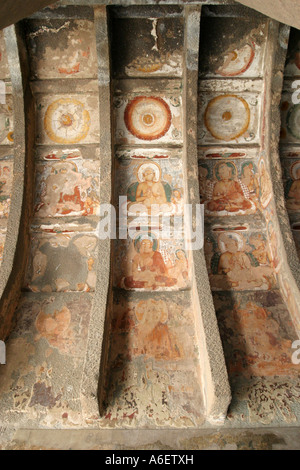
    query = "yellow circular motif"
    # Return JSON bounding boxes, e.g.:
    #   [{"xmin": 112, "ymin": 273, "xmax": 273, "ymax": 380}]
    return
[
  {"xmin": 44, "ymin": 98, "xmax": 91, "ymax": 144},
  {"xmin": 204, "ymin": 94, "xmax": 250, "ymax": 142},
  {"xmin": 7, "ymin": 132, "xmax": 14, "ymax": 142}
]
